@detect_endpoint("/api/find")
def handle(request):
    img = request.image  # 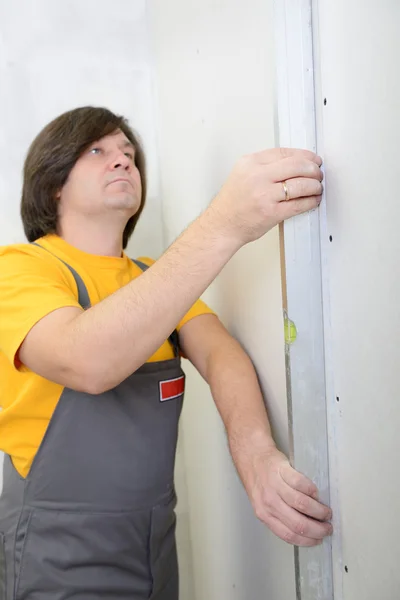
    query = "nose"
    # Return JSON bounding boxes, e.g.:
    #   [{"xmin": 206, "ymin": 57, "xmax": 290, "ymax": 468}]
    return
[{"xmin": 111, "ymin": 151, "xmax": 131, "ymax": 171}]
